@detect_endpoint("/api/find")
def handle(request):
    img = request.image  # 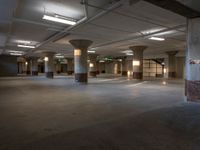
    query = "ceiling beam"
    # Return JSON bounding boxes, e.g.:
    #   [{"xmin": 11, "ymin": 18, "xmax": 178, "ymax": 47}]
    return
[{"xmin": 143, "ymin": 0, "xmax": 200, "ymax": 18}]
